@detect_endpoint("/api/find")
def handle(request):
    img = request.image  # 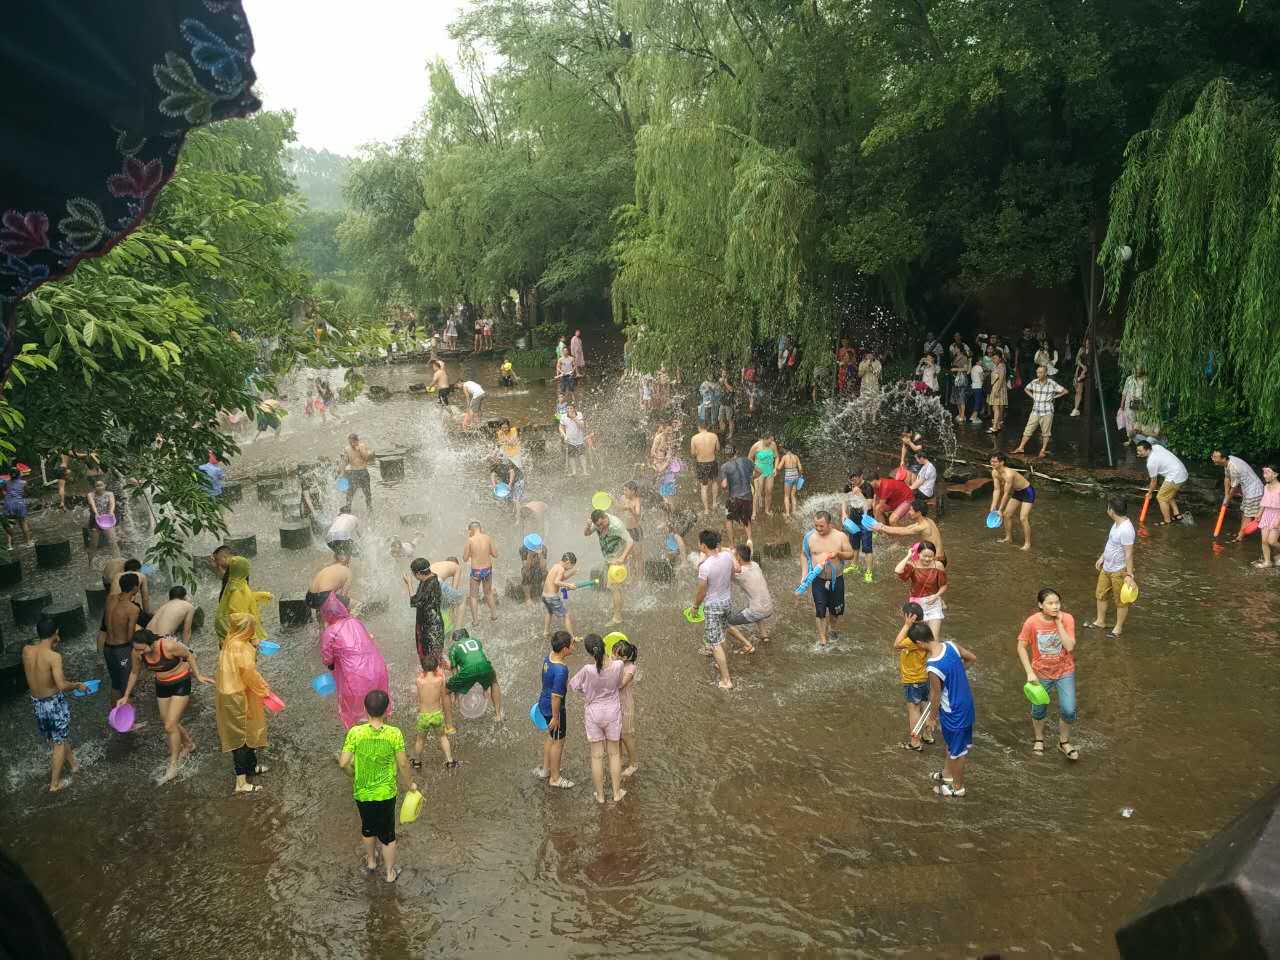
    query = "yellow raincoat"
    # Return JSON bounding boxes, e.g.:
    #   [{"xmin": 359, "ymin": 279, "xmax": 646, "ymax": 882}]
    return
[
  {"xmin": 215, "ymin": 613, "xmax": 270, "ymax": 752},
  {"xmin": 214, "ymin": 556, "xmax": 271, "ymax": 648}
]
